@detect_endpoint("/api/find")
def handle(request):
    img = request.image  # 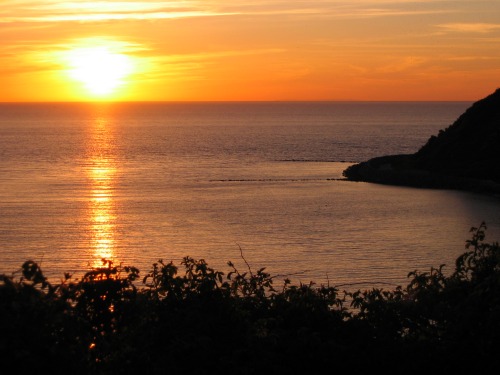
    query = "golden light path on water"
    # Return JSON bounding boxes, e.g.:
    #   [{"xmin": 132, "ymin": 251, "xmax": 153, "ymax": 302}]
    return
[{"xmin": 87, "ymin": 114, "xmax": 117, "ymax": 268}]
